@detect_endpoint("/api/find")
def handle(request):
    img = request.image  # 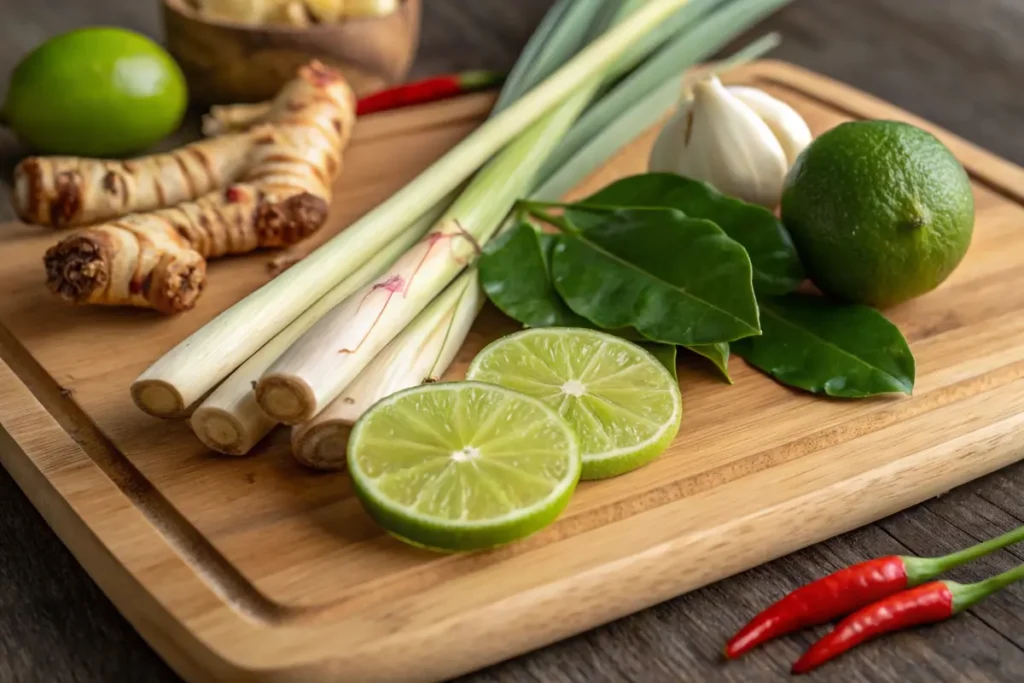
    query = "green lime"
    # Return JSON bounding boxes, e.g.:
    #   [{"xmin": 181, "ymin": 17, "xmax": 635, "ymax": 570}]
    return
[
  {"xmin": 347, "ymin": 381, "xmax": 580, "ymax": 552},
  {"xmin": 2, "ymin": 28, "xmax": 188, "ymax": 156},
  {"xmin": 467, "ymin": 328, "xmax": 682, "ymax": 480},
  {"xmin": 781, "ymin": 120, "xmax": 974, "ymax": 308}
]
